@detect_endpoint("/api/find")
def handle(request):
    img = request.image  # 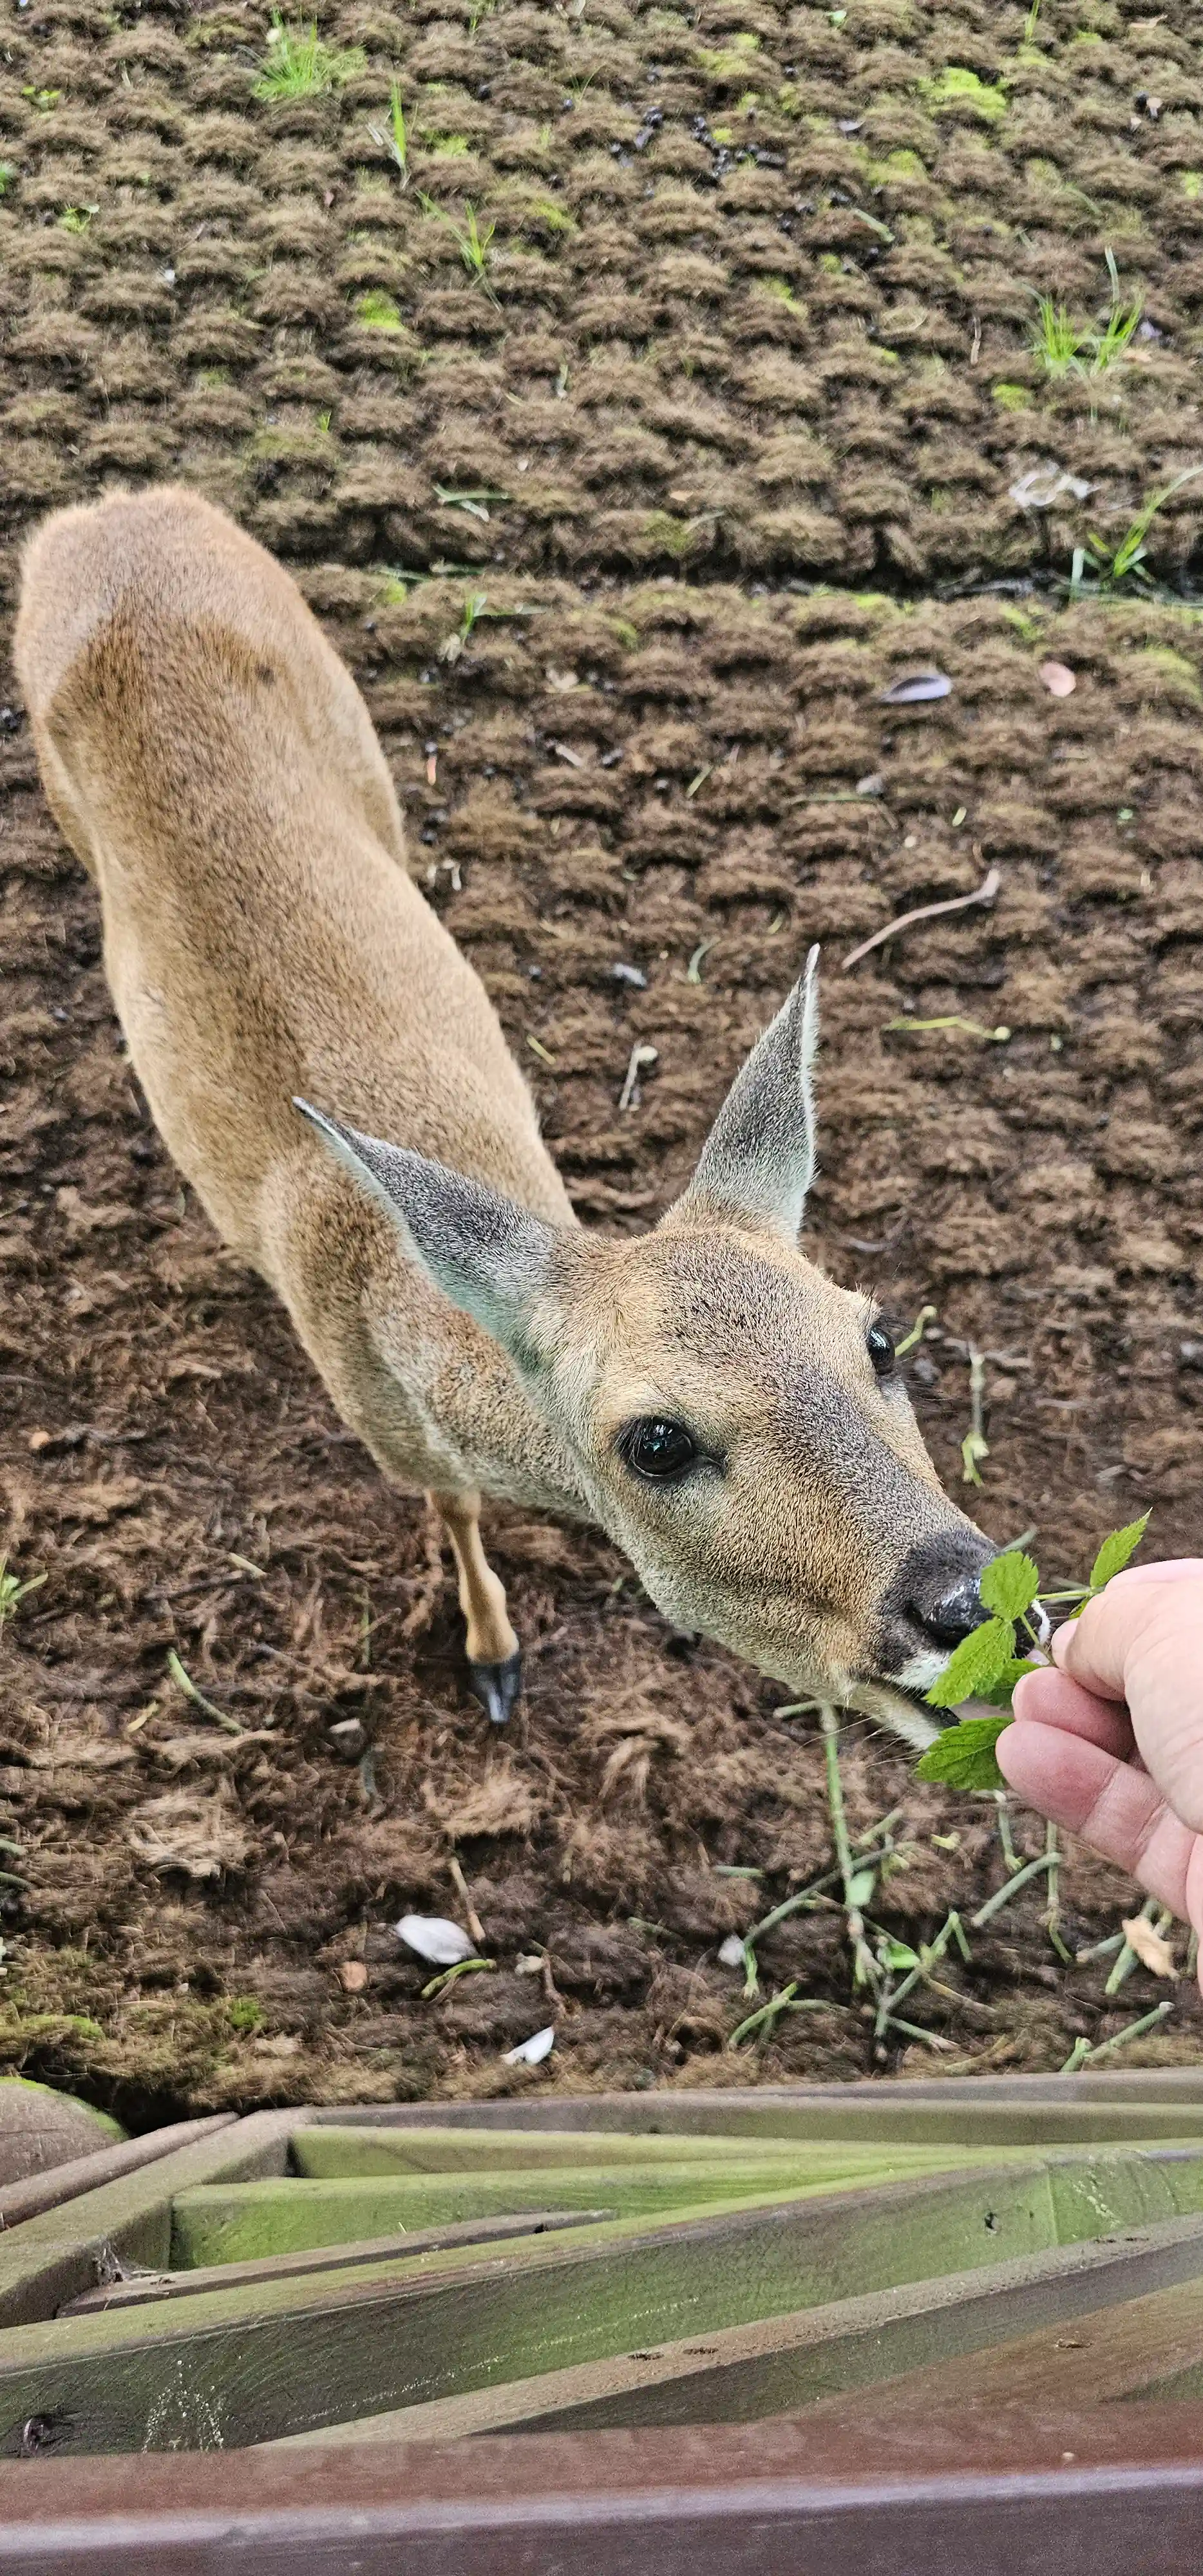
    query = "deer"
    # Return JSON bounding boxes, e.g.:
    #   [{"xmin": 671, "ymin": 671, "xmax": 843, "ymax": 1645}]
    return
[{"xmin": 15, "ymin": 485, "xmax": 992, "ymax": 1746}]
